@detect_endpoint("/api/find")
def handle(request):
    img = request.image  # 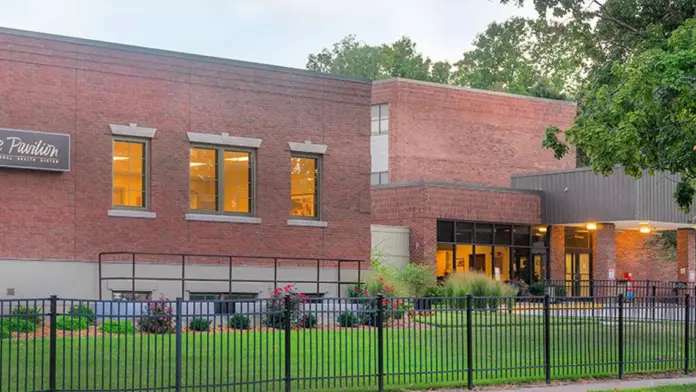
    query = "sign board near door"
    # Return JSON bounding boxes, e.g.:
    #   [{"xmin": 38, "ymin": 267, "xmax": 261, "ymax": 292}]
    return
[
  {"xmin": 0, "ymin": 128, "xmax": 71, "ymax": 172},
  {"xmin": 608, "ymin": 268, "xmax": 615, "ymax": 280}
]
